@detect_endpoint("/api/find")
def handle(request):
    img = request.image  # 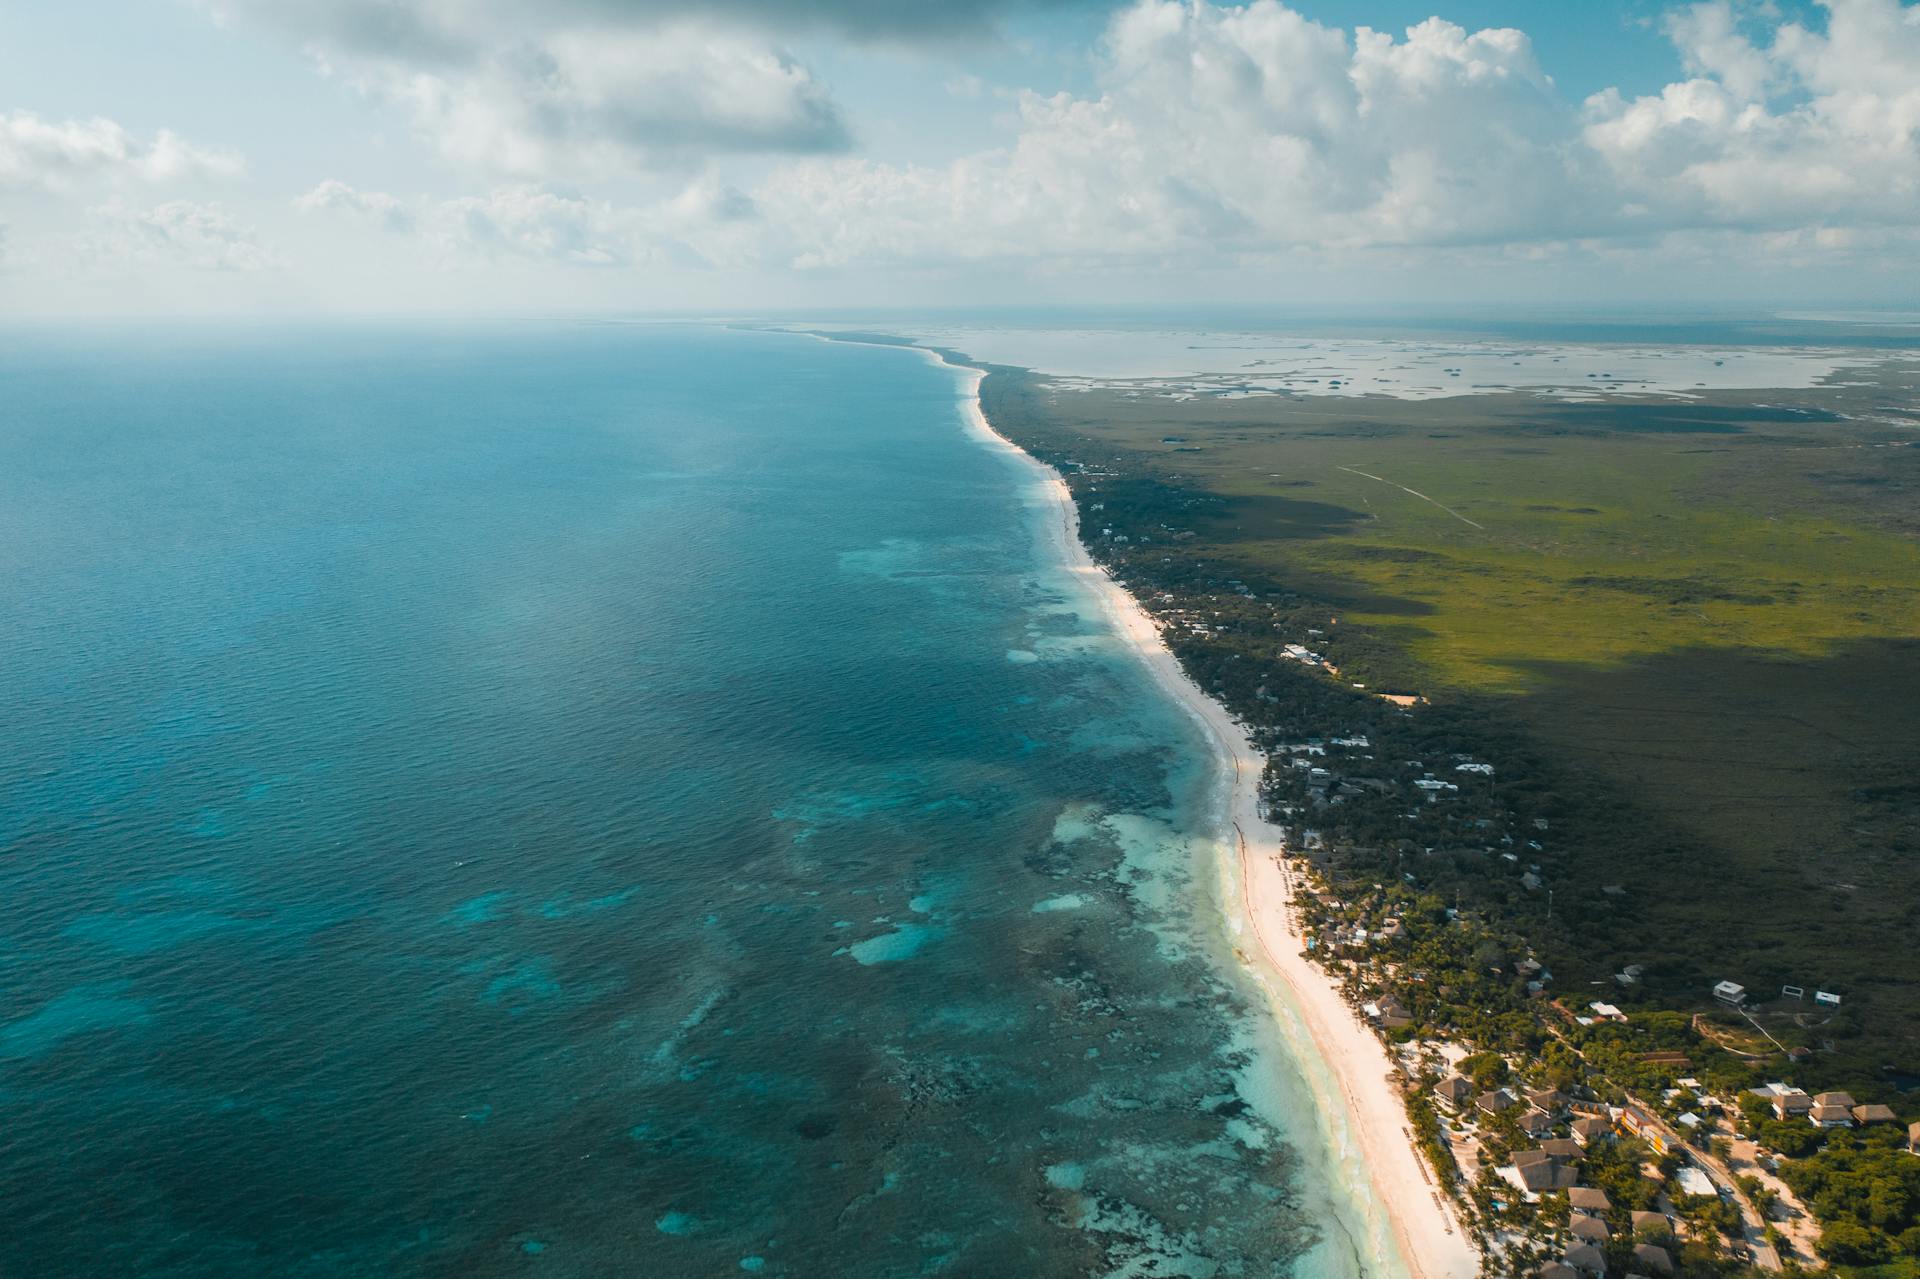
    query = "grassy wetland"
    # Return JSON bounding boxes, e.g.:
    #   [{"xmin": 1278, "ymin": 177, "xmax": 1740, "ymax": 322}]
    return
[{"xmin": 978, "ymin": 354, "xmax": 1920, "ymax": 1074}]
